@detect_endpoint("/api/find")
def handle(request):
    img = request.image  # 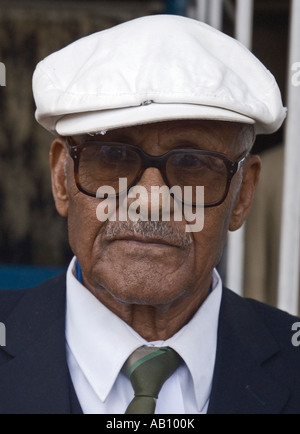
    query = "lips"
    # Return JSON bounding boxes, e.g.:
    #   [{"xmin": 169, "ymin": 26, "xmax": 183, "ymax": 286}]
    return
[{"xmin": 111, "ymin": 234, "xmax": 179, "ymax": 247}]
